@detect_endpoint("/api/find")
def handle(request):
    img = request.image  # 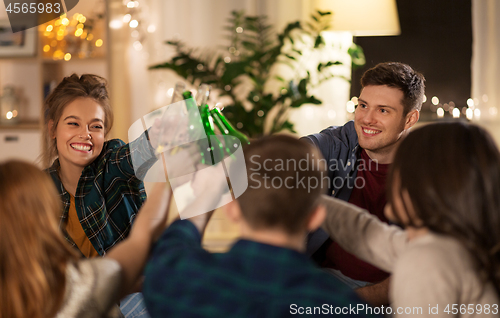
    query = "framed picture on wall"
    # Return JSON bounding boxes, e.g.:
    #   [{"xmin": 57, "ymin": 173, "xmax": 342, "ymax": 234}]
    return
[{"xmin": 0, "ymin": 20, "xmax": 36, "ymax": 57}]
